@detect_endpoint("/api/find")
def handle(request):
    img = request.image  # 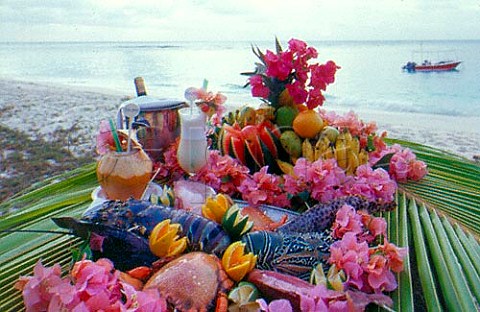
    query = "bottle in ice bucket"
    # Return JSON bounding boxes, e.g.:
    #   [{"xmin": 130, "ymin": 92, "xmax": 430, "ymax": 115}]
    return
[
  {"xmin": 96, "ymin": 147, "xmax": 153, "ymax": 201},
  {"xmin": 116, "ymin": 77, "xmax": 187, "ymax": 161}
]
